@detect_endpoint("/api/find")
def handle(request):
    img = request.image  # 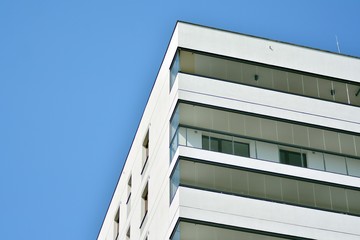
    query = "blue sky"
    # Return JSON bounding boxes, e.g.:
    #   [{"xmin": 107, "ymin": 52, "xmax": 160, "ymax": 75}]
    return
[{"xmin": 0, "ymin": 0, "xmax": 359, "ymax": 239}]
